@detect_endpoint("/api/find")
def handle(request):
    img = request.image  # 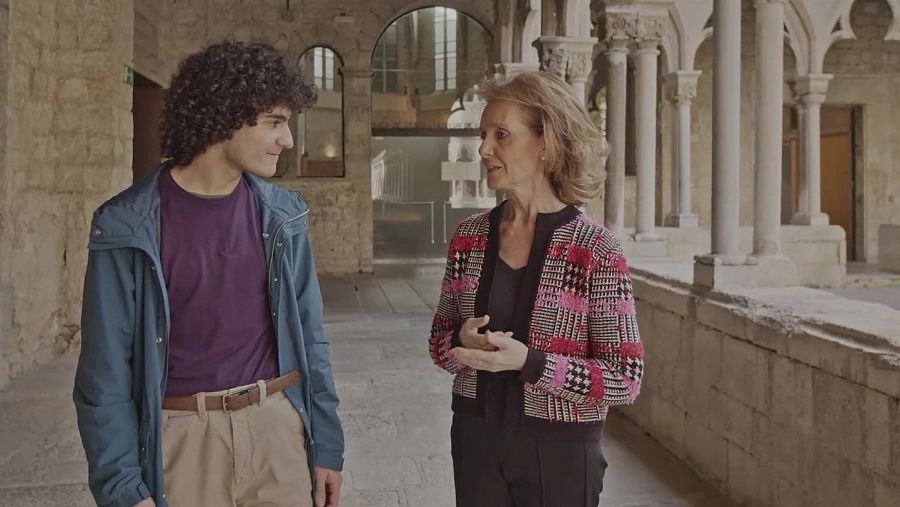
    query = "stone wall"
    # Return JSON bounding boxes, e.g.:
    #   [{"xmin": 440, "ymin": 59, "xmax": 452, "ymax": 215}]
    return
[
  {"xmin": 0, "ymin": 0, "xmax": 134, "ymax": 389},
  {"xmin": 276, "ymin": 179, "xmax": 364, "ymax": 275},
  {"xmin": 623, "ymin": 268, "xmax": 900, "ymax": 506},
  {"xmin": 134, "ymin": 0, "xmax": 177, "ymax": 85}
]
